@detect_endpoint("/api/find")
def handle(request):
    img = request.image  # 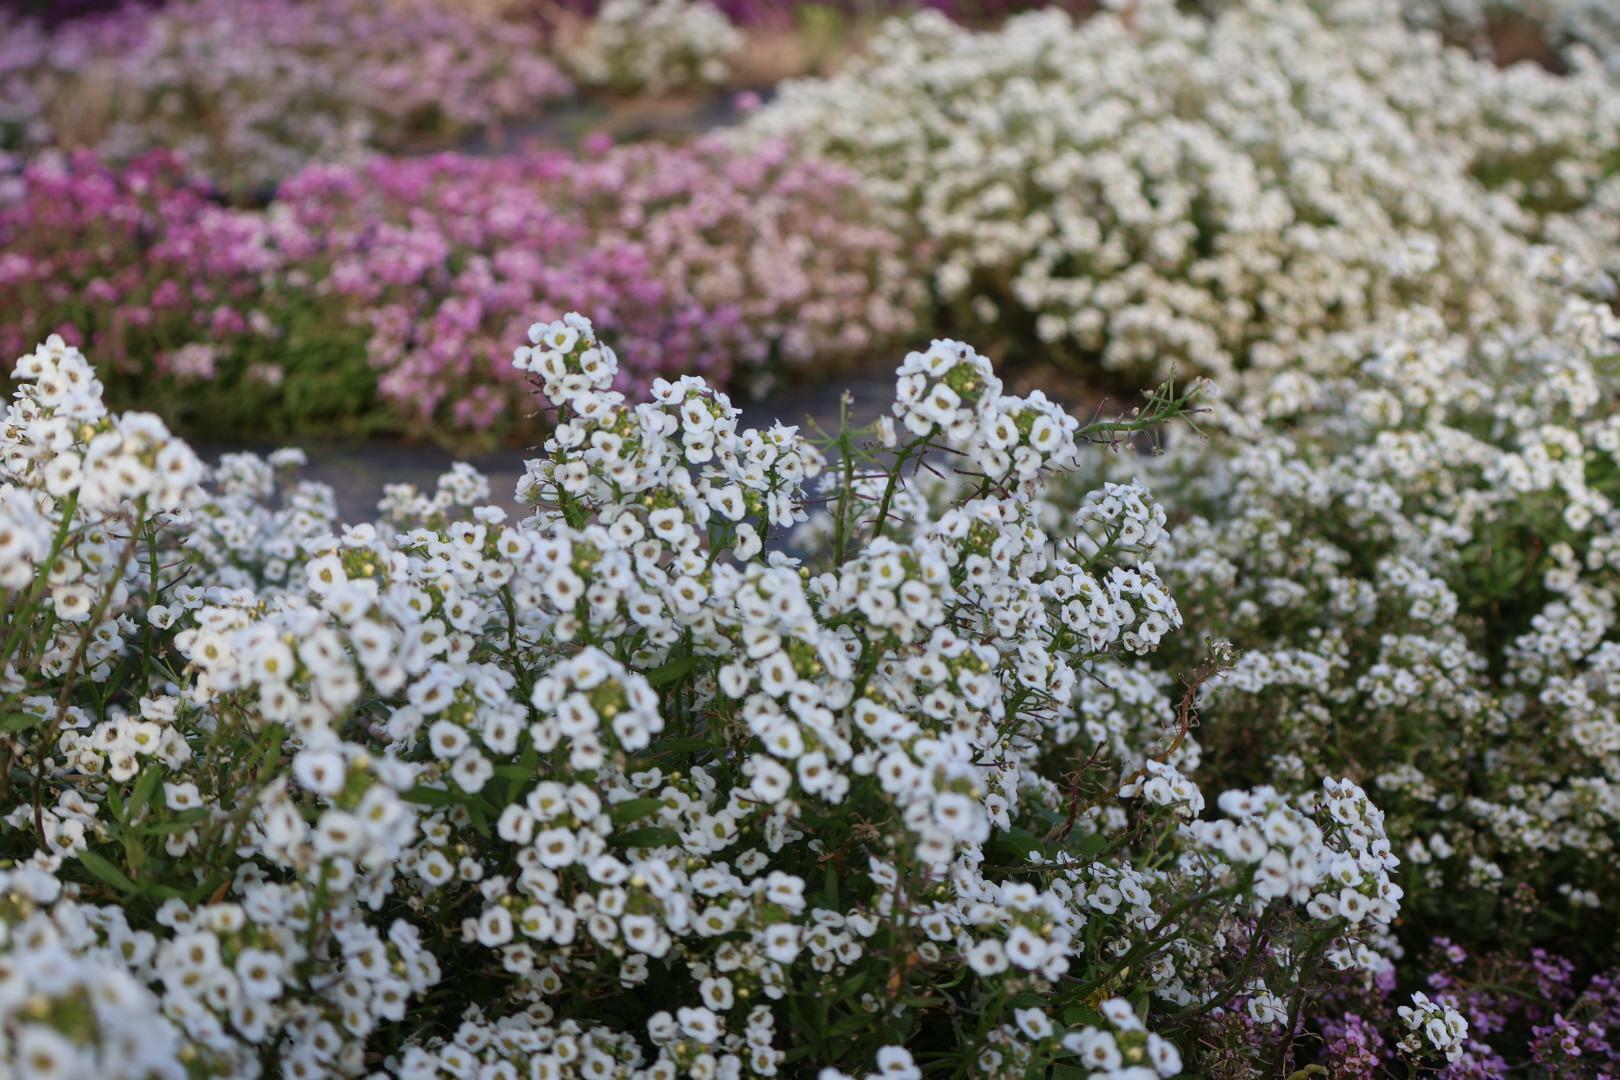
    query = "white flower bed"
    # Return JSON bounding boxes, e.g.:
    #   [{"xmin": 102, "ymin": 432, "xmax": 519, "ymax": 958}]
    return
[
  {"xmin": 747, "ymin": 0, "xmax": 1620, "ymax": 384},
  {"xmin": 1061, "ymin": 292, "xmax": 1620, "ymax": 942},
  {"xmin": 560, "ymin": 0, "xmax": 742, "ymax": 94},
  {"xmin": 0, "ymin": 319, "xmax": 1402, "ymax": 1076}
]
